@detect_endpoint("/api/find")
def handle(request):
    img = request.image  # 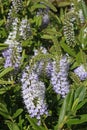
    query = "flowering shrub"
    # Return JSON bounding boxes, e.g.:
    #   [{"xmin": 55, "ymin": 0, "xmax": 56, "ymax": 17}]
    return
[{"xmin": 1, "ymin": 0, "xmax": 87, "ymax": 130}]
